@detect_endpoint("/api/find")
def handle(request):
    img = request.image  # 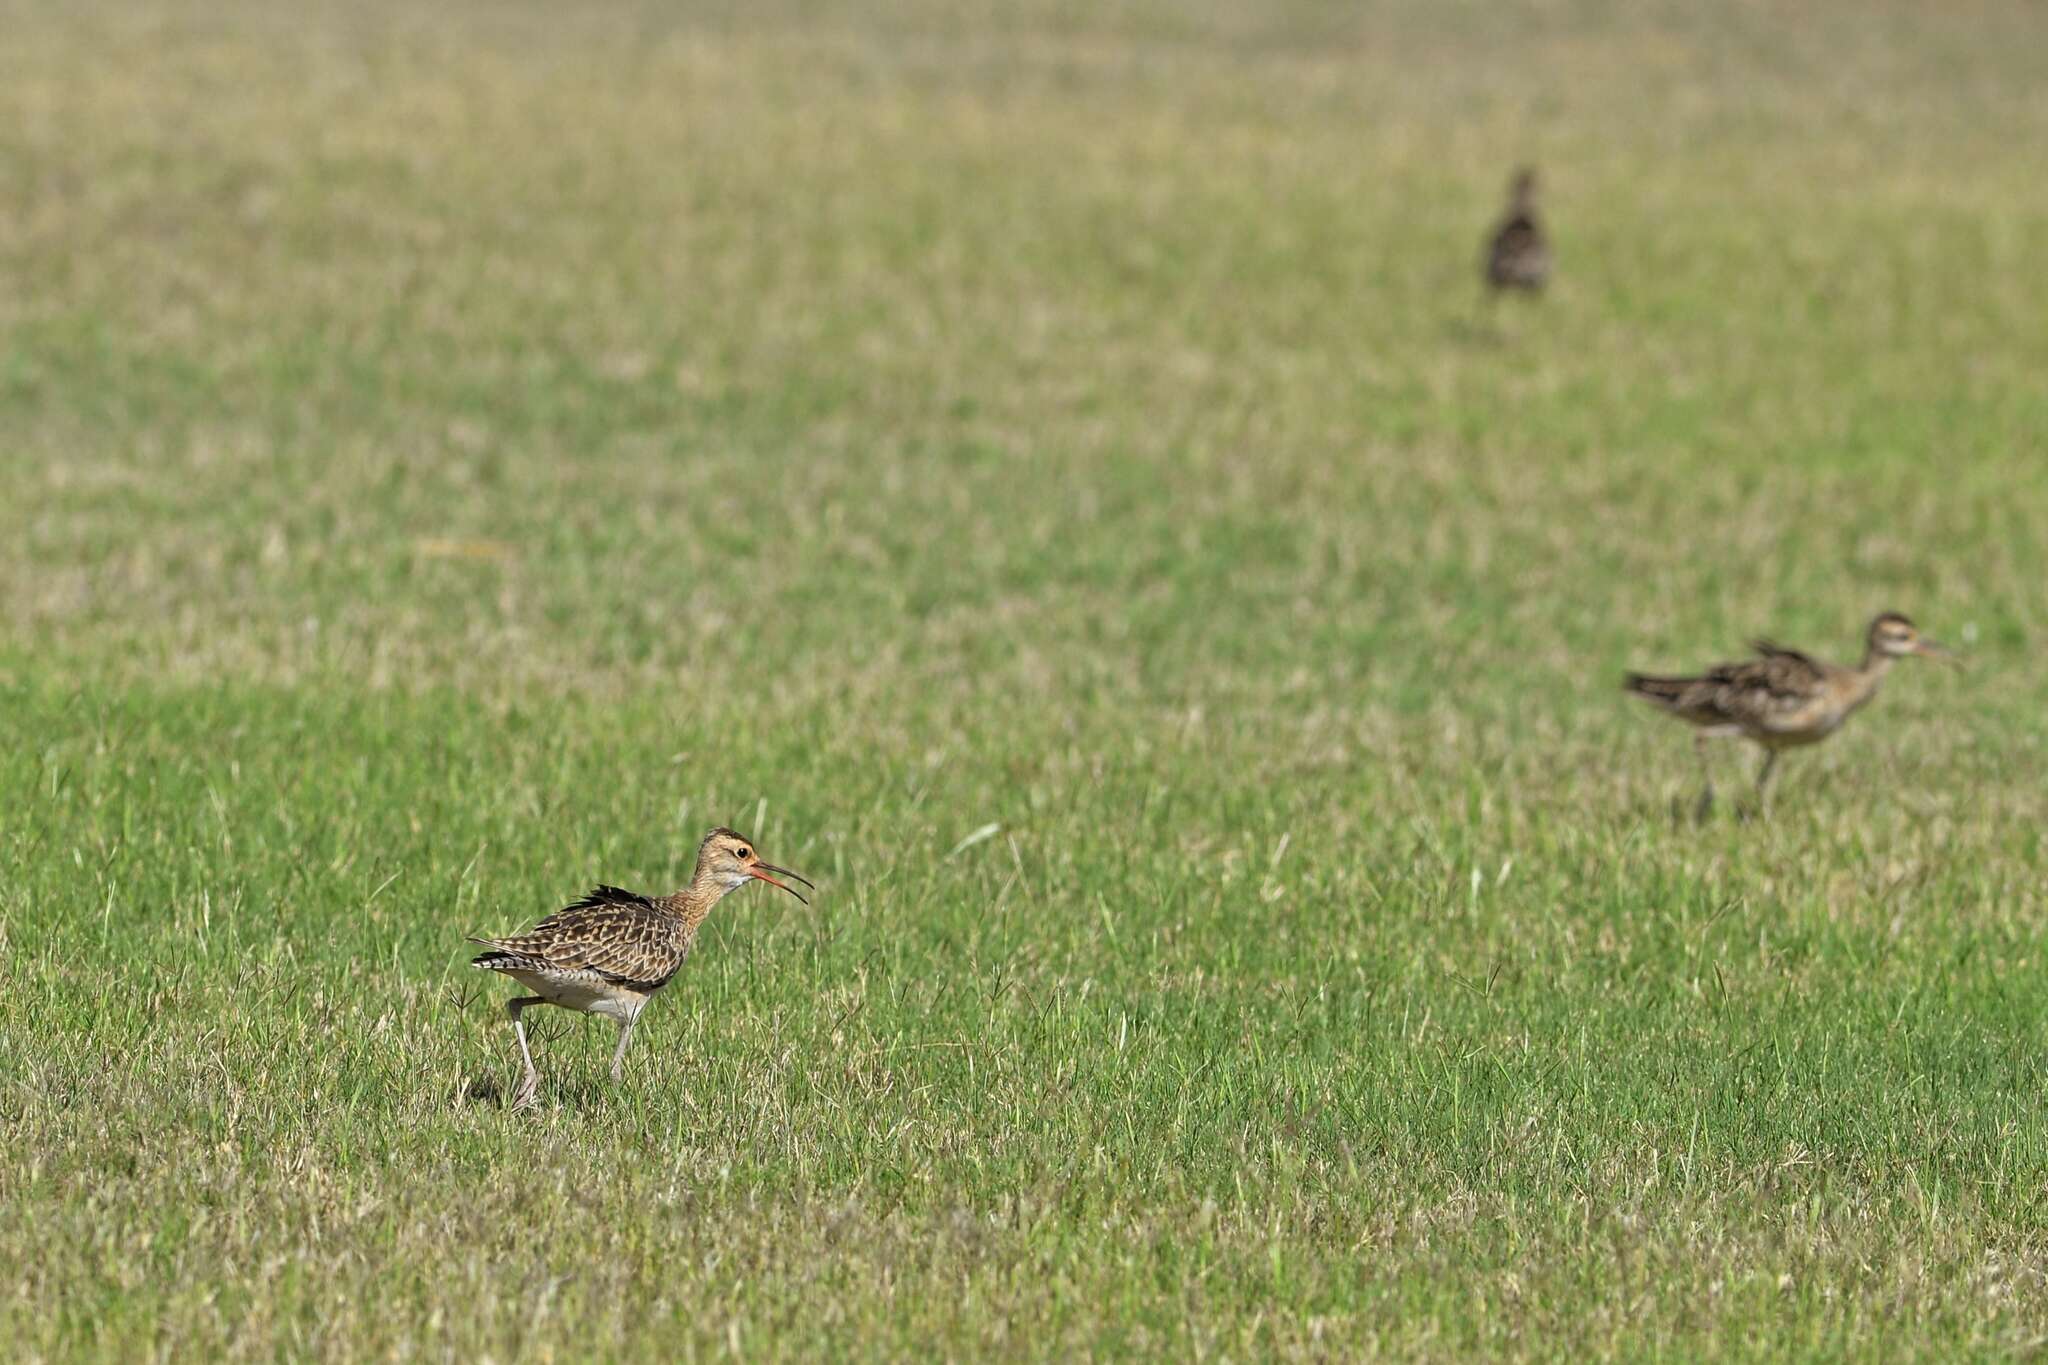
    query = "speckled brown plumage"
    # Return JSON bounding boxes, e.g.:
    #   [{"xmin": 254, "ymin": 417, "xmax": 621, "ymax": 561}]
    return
[
  {"xmin": 1625, "ymin": 612, "xmax": 1953, "ymax": 816},
  {"xmin": 469, "ymin": 827, "xmax": 812, "ymax": 1111},
  {"xmin": 472, "ymin": 885, "xmax": 700, "ymax": 992},
  {"xmin": 1485, "ymin": 167, "xmax": 1550, "ymax": 293}
]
